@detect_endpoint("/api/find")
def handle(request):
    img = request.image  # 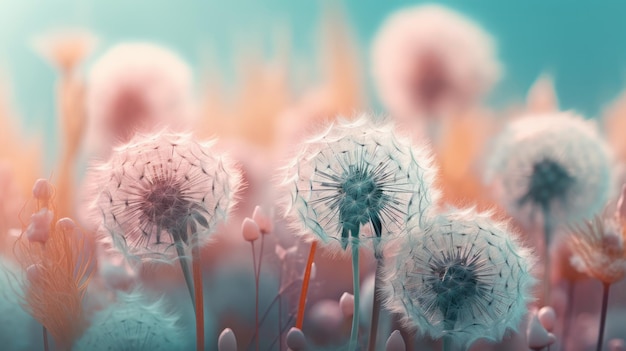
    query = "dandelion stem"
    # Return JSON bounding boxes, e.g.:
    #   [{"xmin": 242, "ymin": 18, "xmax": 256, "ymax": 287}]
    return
[
  {"xmin": 367, "ymin": 258, "xmax": 383, "ymax": 351},
  {"xmin": 175, "ymin": 240, "xmax": 195, "ymax": 308},
  {"xmin": 349, "ymin": 242, "xmax": 360, "ymax": 351},
  {"xmin": 191, "ymin": 235, "xmax": 205, "ymax": 351},
  {"xmin": 442, "ymin": 336, "xmax": 454, "ymax": 351},
  {"xmin": 250, "ymin": 240, "xmax": 260, "ymax": 351},
  {"xmin": 560, "ymin": 281, "xmax": 575, "ymax": 351},
  {"xmin": 596, "ymin": 282, "xmax": 611, "ymax": 351},
  {"xmin": 42, "ymin": 325, "xmax": 49, "ymax": 351},
  {"xmin": 542, "ymin": 205, "xmax": 553, "ymax": 304},
  {"xmin": 295, "ymin": 241, "xmax": 317, "ymax": 329},
  {"xmin": 278, "ymin": 266, "xmax": 283, "ymax": 351}
]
